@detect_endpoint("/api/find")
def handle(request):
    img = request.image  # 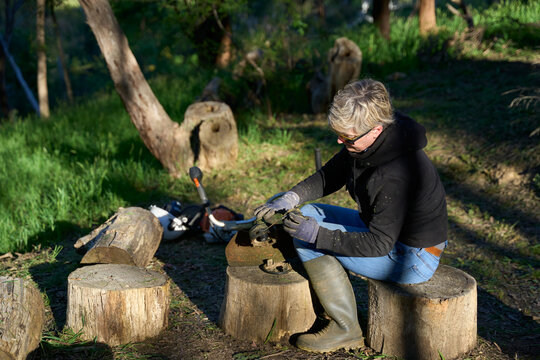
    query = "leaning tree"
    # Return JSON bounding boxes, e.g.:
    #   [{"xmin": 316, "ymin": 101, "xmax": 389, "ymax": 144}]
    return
[{"xmin": 78, "ymin": 0, "xmax": 238, "ymax": 177}]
